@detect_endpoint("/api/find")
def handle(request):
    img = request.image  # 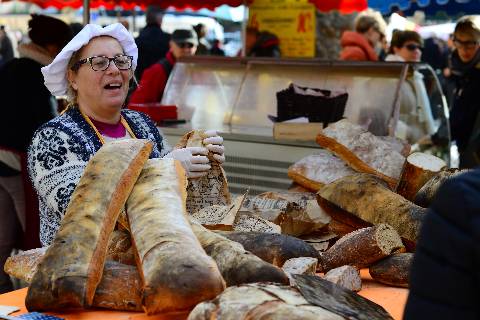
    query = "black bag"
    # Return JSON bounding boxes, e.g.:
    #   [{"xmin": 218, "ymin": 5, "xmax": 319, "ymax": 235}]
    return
[{"xmin": 275, "ymin": 83, "xmax": 348, "ymax": 128}]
